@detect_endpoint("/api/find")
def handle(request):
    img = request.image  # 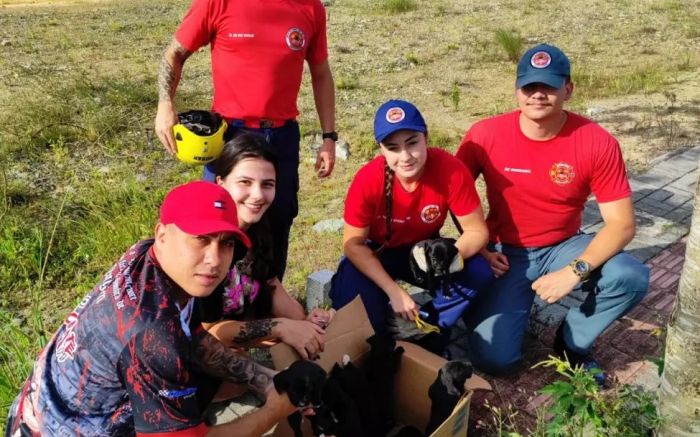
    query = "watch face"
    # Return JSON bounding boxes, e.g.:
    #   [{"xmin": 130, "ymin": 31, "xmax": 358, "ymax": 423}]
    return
[{"xmin": 575, "ymin": 261, "xmax": 590, "ymax": 274}]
